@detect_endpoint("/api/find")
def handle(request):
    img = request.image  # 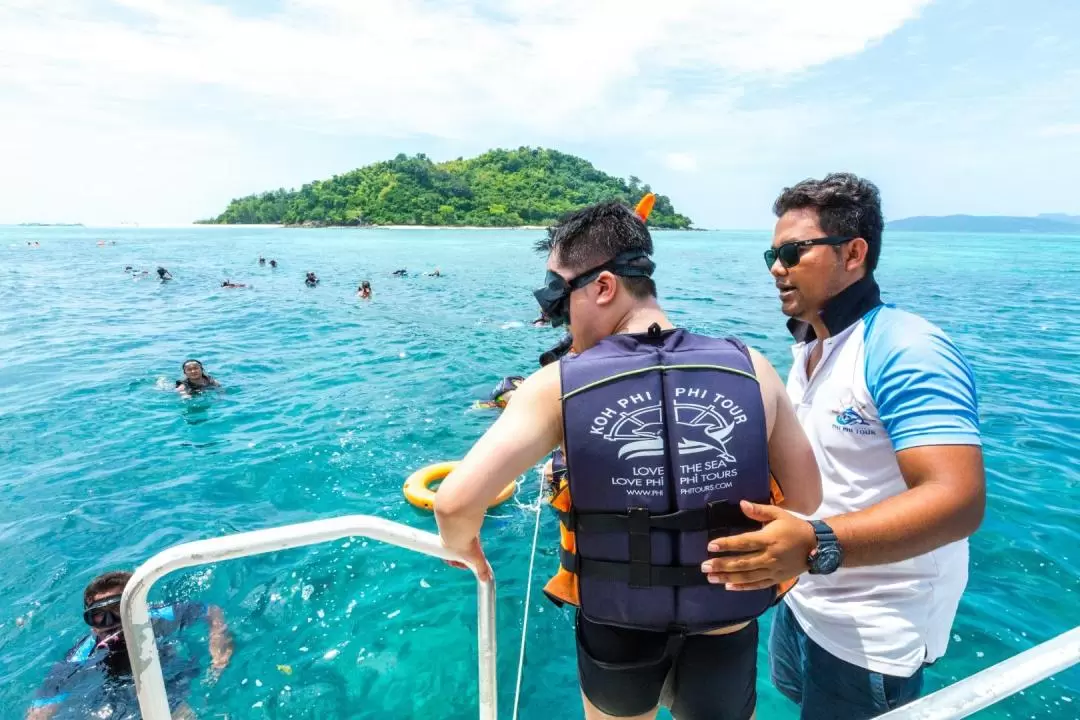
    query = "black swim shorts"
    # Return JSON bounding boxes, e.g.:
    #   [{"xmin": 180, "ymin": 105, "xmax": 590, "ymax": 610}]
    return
[{"xmin": 576, "ymin": 611, "xmax": 757, "ymax": 720}]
